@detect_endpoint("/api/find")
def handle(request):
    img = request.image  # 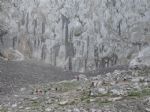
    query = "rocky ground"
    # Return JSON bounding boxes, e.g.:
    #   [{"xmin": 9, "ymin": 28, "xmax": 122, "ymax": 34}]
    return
[
  {"xmin": 0, "ymin": 59, "xmax": 127, "ymax": 96},
  {"xmin": 0, "ymin": 59, "xmax": 78, "ymax": 96},
  {"xmin": 0, "ymin": 60, "xmax": 150, "ymax": 112}
]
